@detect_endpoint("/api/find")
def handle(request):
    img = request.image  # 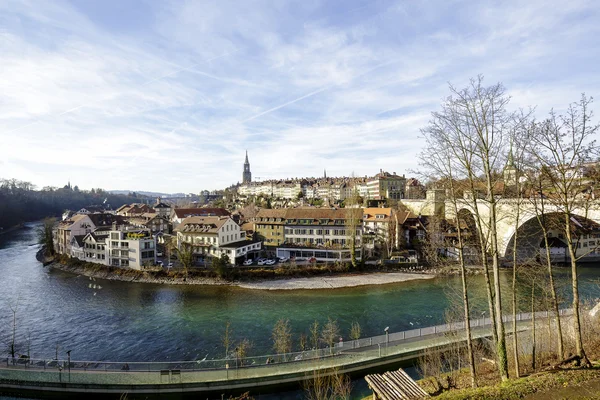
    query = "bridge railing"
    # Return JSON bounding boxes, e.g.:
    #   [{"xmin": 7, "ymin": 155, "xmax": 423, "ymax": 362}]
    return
[{"xmin": 2, "ymin": 308, "xmax": 572, "ymax": 378}]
